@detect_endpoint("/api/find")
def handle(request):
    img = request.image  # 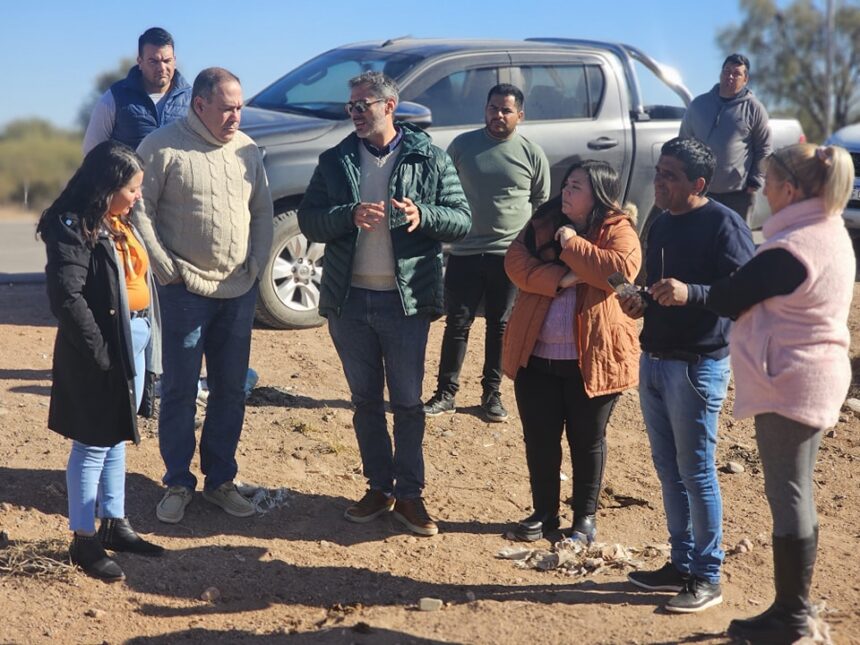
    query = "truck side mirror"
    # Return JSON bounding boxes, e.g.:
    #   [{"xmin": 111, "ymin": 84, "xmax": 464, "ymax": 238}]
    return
[{"xmin": 395, "ymin": 101, "xmax": 433, "ymax": 129}]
